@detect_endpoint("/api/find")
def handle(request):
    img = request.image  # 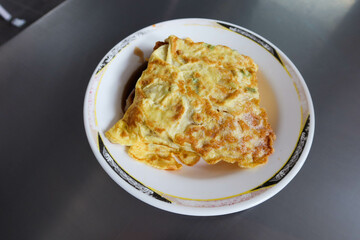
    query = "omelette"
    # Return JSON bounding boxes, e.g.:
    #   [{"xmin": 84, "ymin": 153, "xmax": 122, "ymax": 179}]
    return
[{"xmin": 106, "ymin": 35, "xmax": 275, "ymax": 170}]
